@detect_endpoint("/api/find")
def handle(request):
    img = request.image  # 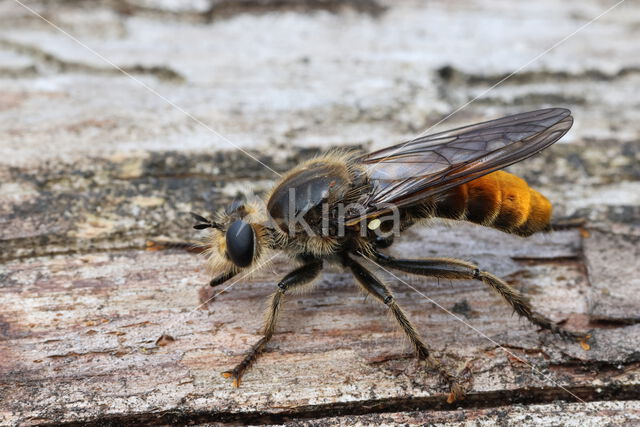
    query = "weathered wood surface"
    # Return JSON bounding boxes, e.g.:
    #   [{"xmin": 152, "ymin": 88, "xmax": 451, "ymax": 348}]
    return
[
  {"xmin": 295, "ymin": 401, "xmax": 640, "ymax": 426},
  {"xmin": 1, "ymin": 0, "xmax": 639, "ymax": 425}
]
